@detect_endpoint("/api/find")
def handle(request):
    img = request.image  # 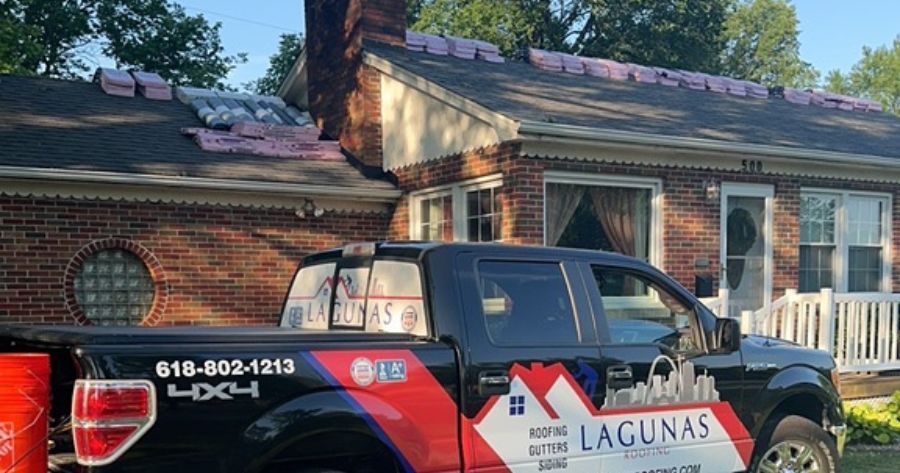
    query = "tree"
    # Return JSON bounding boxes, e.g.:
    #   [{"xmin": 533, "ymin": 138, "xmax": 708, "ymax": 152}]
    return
[
  {"xmin": 410, "ymin": 0, "xmax": 584, "ymax": 57},
  {"xmin": 97, "ymin": 0, "xmax": 245, "ymax": 89},
  {"xmin": 823, "ymin": 69, "xmax": 851, "ymax": 95},
  {"xmin": 1, "ymin": 0, "xmax": 98, "ymax": 78},
  {"xmin": 410, "ymin": 0, "xmax": 730, "ymax": 72},
  {"xmin": 0, "ymin": 0, "xmax": 244, "ymax": 89},
  {"xmin": 245, "ymin": 33, "xmax": 304, "ymax": 95},
  {"xmin": 720, "ymin": 0, "xmax": 818, "ymax": 88},
  {"xmin": 825, "ymin": 37, "xmax": 900, "ymax": 115},
  {"xmin": 581, "ymin": 0, "xmax": 731, "ymax": 72},
  {"xmin": 0, "ymin": 10, "xmax": 42, "ymax": 75}
]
